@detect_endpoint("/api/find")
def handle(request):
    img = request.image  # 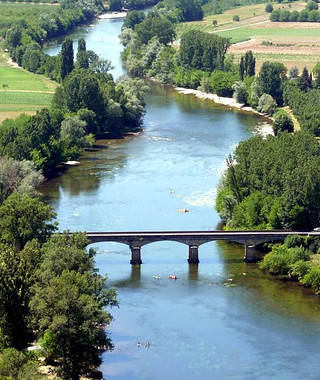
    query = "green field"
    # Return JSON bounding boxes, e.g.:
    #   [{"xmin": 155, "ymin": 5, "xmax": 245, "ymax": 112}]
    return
[
  {"xmin": 216, "ymin": 26, "xmax": 320, "ymax": 43},
  {"xmin": 0, "ymin": 91, "xmax": 53, "ymax": 105},
  {"xmin": 0, "ymin": 67, "xmax": 56, "ymax": 91},
  {"xmin": 0, "ymin": 66, "xmax": 56, "ymax": 122}
]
